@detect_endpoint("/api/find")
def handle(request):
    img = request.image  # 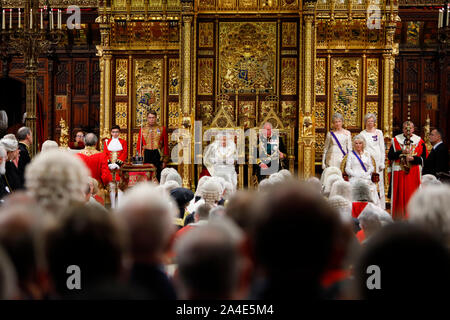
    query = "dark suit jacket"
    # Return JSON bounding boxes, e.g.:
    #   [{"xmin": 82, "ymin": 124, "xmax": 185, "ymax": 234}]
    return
[
  {"xmin": 18, "ymin": 142, "xmax": 31, "ymax": 186},
  {"xmin": 5, "ymin": 161, "xmax": 23, "ymax": 191},
  {"xmin": 422, "ymin": 142, "xmax": 449, "ymax": 177},
  {"xmin": 129, "ymin": 263, "xmax": 177, "ymax": 300}
]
